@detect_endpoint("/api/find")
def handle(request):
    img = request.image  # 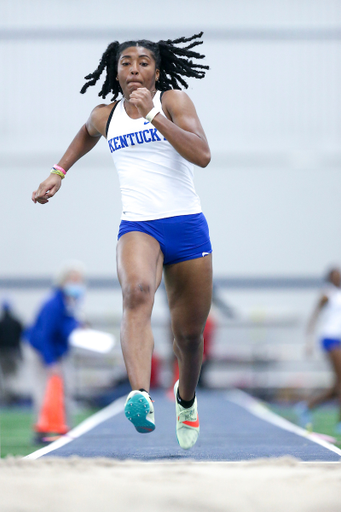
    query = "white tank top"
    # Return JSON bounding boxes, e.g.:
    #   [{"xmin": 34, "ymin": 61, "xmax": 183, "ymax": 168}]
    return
[
  {"xmin": 319, "ymin": 284, "xmax": 341, "ymax": 338},
  {"xmin": 106, "ymin": 91, "xmax": 202, "ymax": 221}
]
